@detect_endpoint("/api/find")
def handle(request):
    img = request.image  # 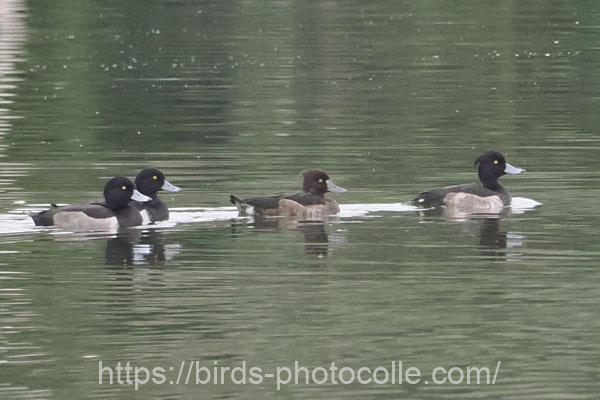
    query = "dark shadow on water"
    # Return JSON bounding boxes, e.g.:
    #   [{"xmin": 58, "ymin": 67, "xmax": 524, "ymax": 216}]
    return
[
  {"xmin": 297, "ymin": 222, "xmax": 330, "ymax": 257},
  {"xmin": 417, "ymin": 206, "xmax": 521, "ymax": 261},
  {"xmin": 477, "ymin": 218, "xmax": 509, "ymax": 261},
  {"xmin": 105, "ymin": 229, "xmax": 180, "ymax": 266},
  {"xmin": 230, "ymin": 216, "xmax": 344, "ymax": 257},
  {"xmin": 105, "ymin": 233, "xmax": 138, "ymax": 266},
  {"xmin": 478, "ymin": 218, "xmax": 507, "ymax": 249}
]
